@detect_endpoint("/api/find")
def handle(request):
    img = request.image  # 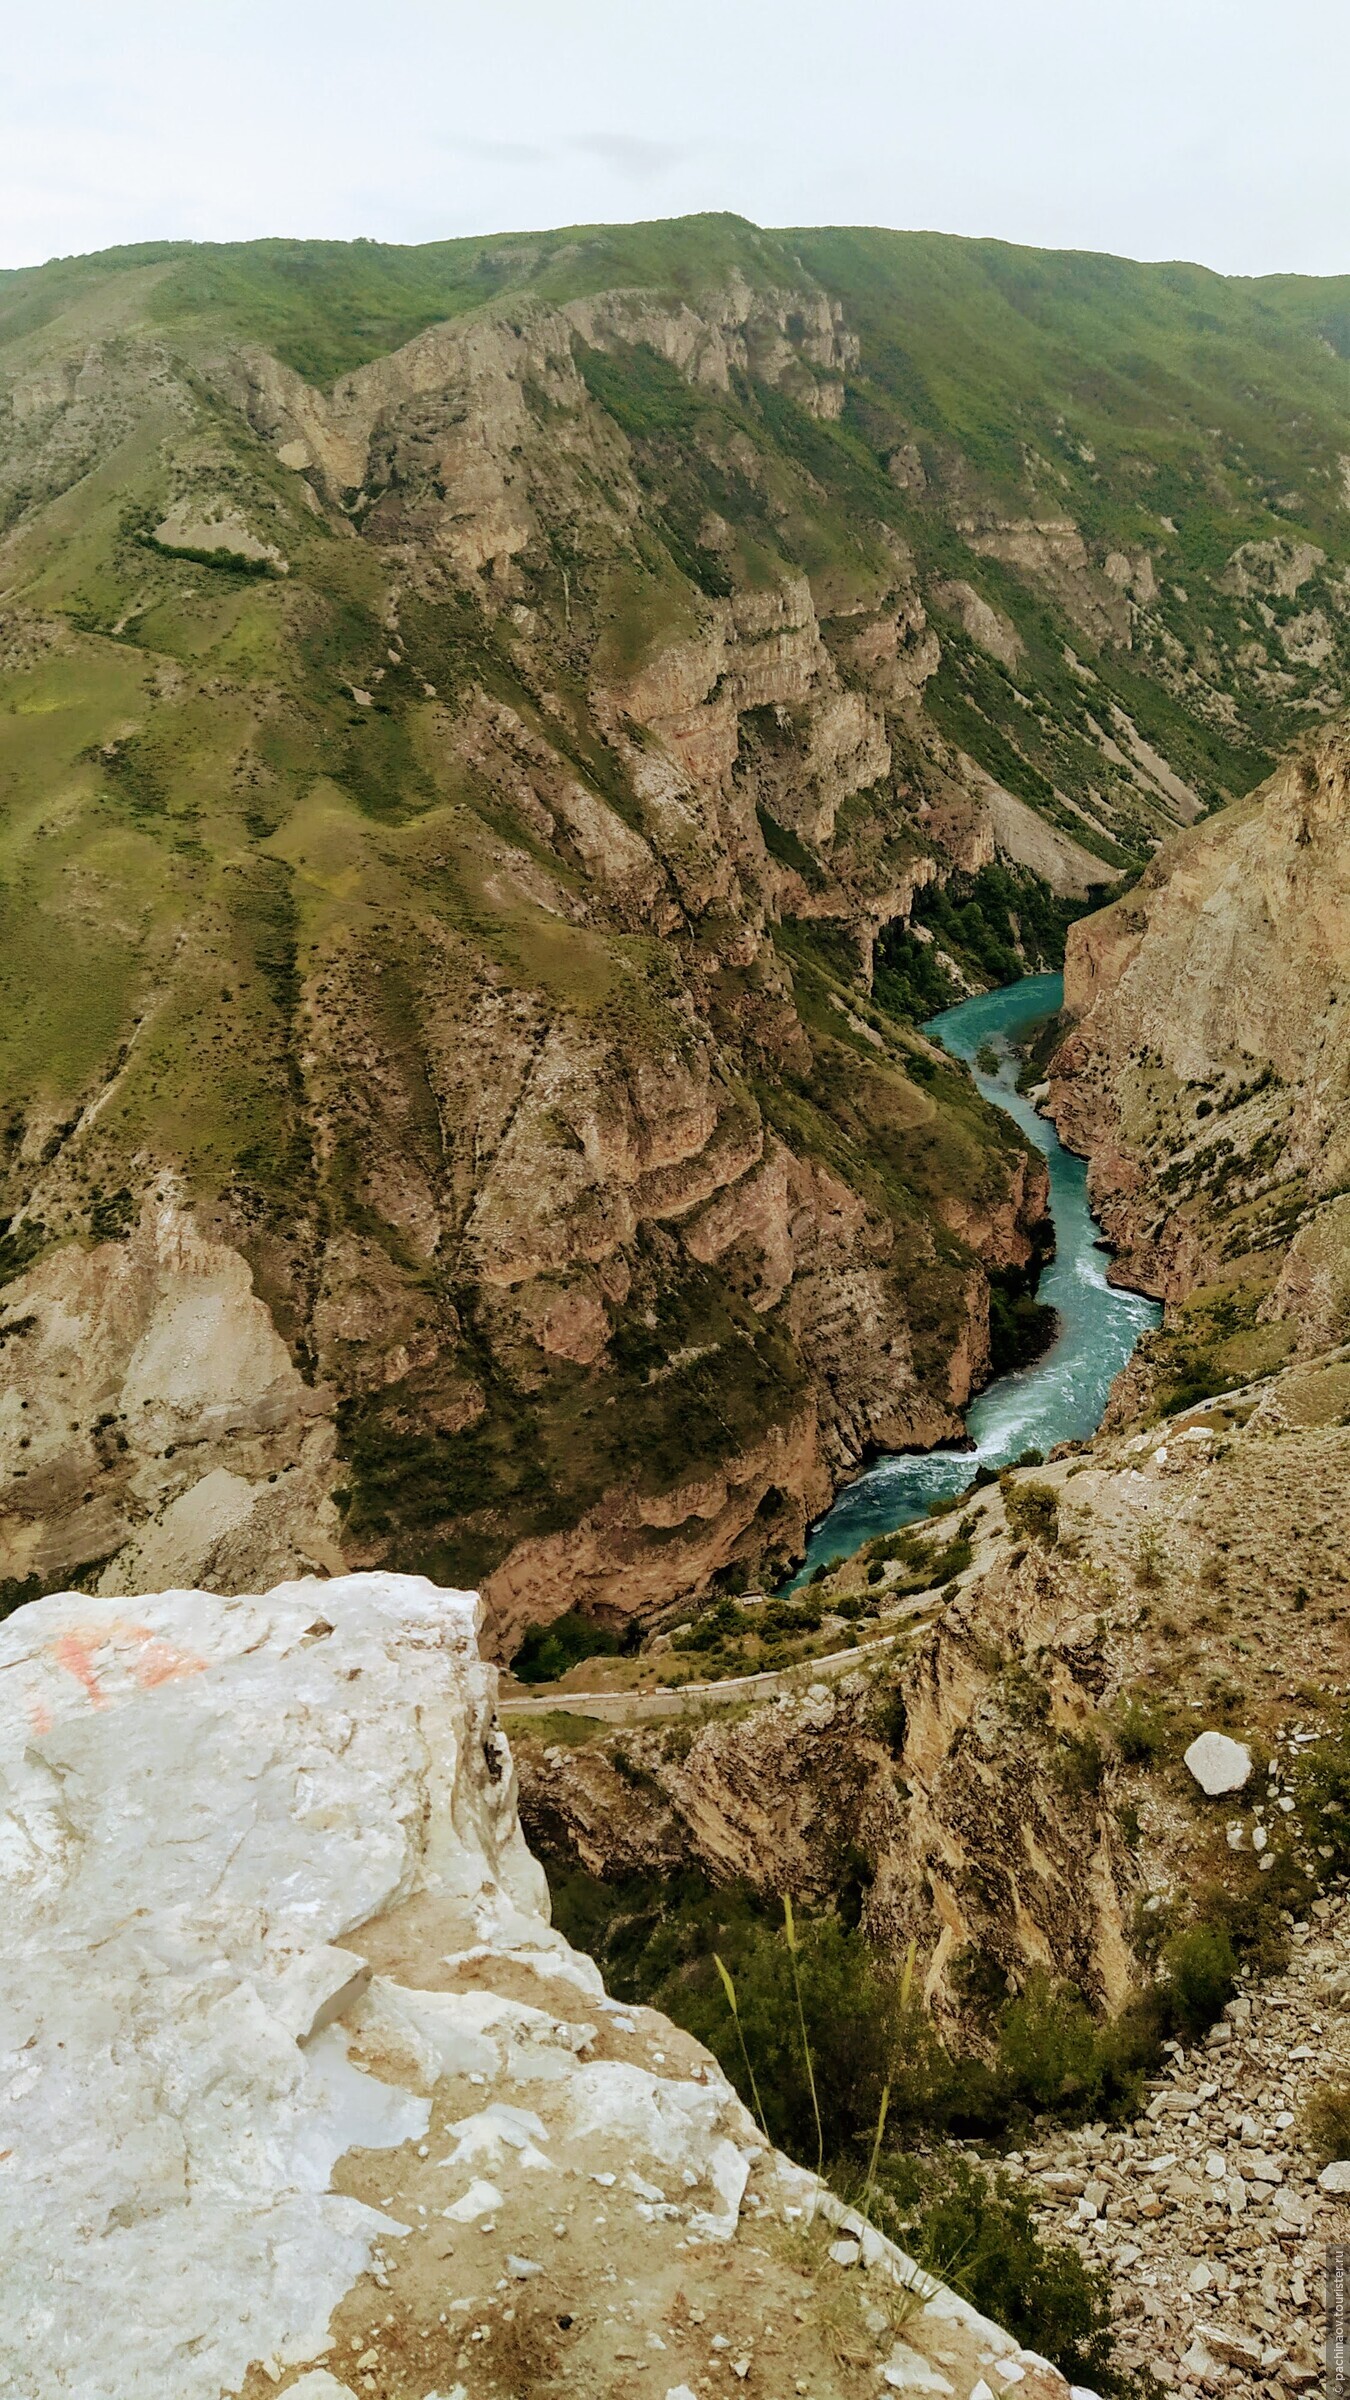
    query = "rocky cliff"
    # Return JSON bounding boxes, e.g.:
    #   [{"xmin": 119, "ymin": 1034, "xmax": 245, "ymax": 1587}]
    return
[
  {"xmin": 0, "ymin": 1567, "xmax": 1088, "ymax": 2400},
  {"xmin": 3, "ymin": 219, "xmax": 1349, "ymax": 1639},
  {"xmin": 1046, "ymin": 721, "xmax": 1350, "ymax": 1418}
]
